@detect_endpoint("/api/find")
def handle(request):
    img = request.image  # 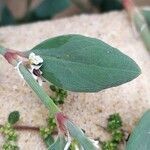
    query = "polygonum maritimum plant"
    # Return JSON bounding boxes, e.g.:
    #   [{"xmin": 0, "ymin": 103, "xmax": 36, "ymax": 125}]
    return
[{"xmin": 0, "ymin": 34, "xmax": 141, "ymax": 149}]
